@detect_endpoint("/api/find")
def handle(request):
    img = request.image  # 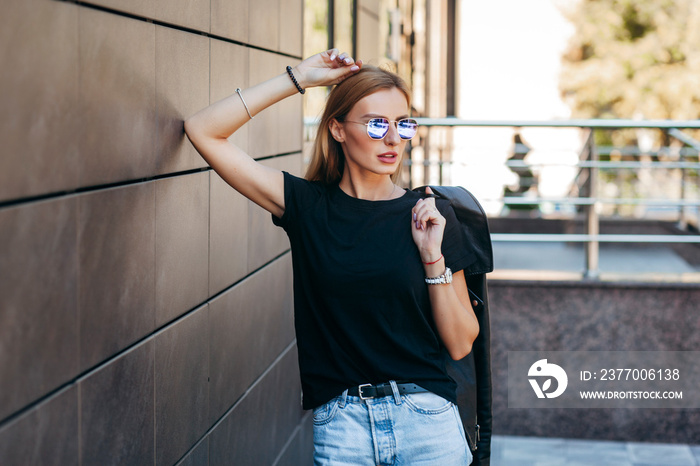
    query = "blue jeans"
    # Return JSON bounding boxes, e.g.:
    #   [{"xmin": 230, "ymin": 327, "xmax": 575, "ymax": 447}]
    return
[{"xmin": 313, "ymin": 381, "xmax": 473, "ymax": 465}]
